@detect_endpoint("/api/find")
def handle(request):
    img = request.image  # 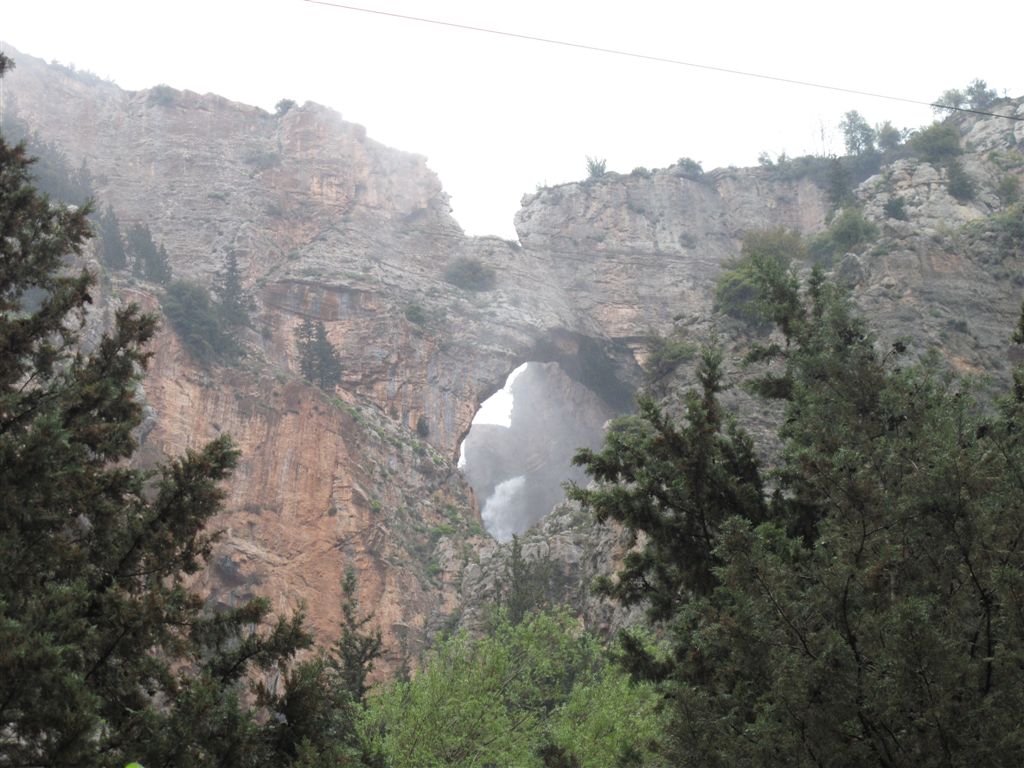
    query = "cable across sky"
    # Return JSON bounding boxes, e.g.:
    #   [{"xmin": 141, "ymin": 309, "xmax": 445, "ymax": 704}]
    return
[{"xmin": 303, "ymin": 0, "xmax": 1023, "ymax": 122}]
